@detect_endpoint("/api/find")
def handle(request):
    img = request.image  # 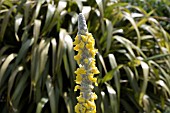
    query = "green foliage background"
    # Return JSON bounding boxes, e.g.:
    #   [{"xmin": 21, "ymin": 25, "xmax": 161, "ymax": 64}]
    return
[{"xmin": 0, "ymin": 0, "xmax": 170, "ymax": 113}]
